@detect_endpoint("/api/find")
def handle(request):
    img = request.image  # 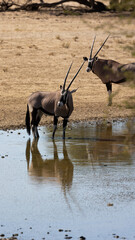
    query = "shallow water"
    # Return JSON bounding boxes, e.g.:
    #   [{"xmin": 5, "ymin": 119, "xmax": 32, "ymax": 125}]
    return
[{"xmin": 0, "ymin": 120, "xmax": 135, "ymax": 240}]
